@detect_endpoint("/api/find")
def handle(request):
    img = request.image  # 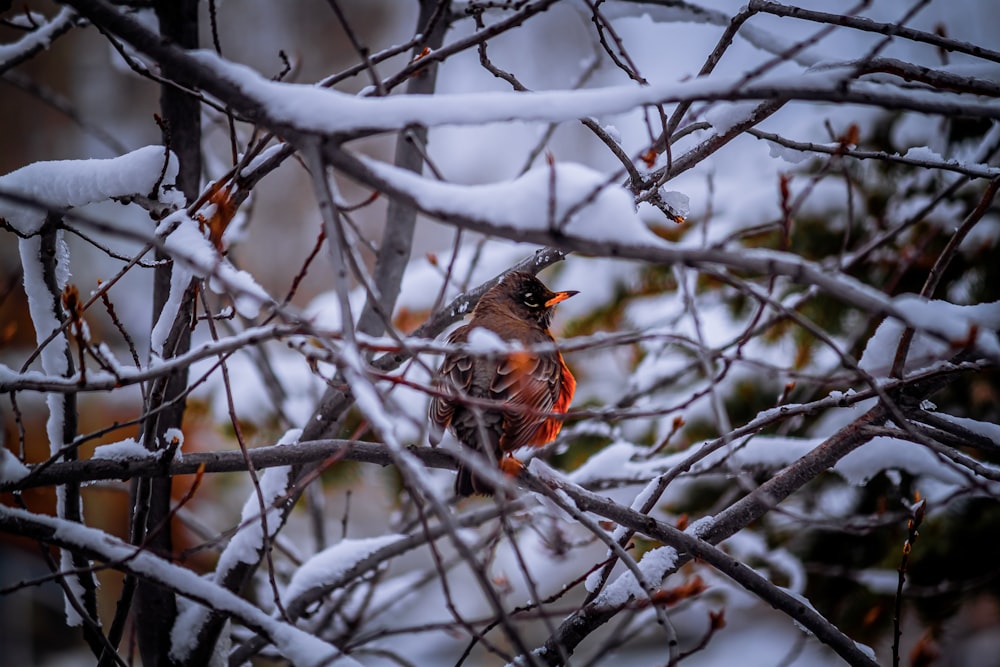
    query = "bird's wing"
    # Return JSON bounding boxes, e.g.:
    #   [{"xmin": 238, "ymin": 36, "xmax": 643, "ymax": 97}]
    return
[{"xmin": 428, "ymin": 326, "xmax": 473, "ymax": 443}]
